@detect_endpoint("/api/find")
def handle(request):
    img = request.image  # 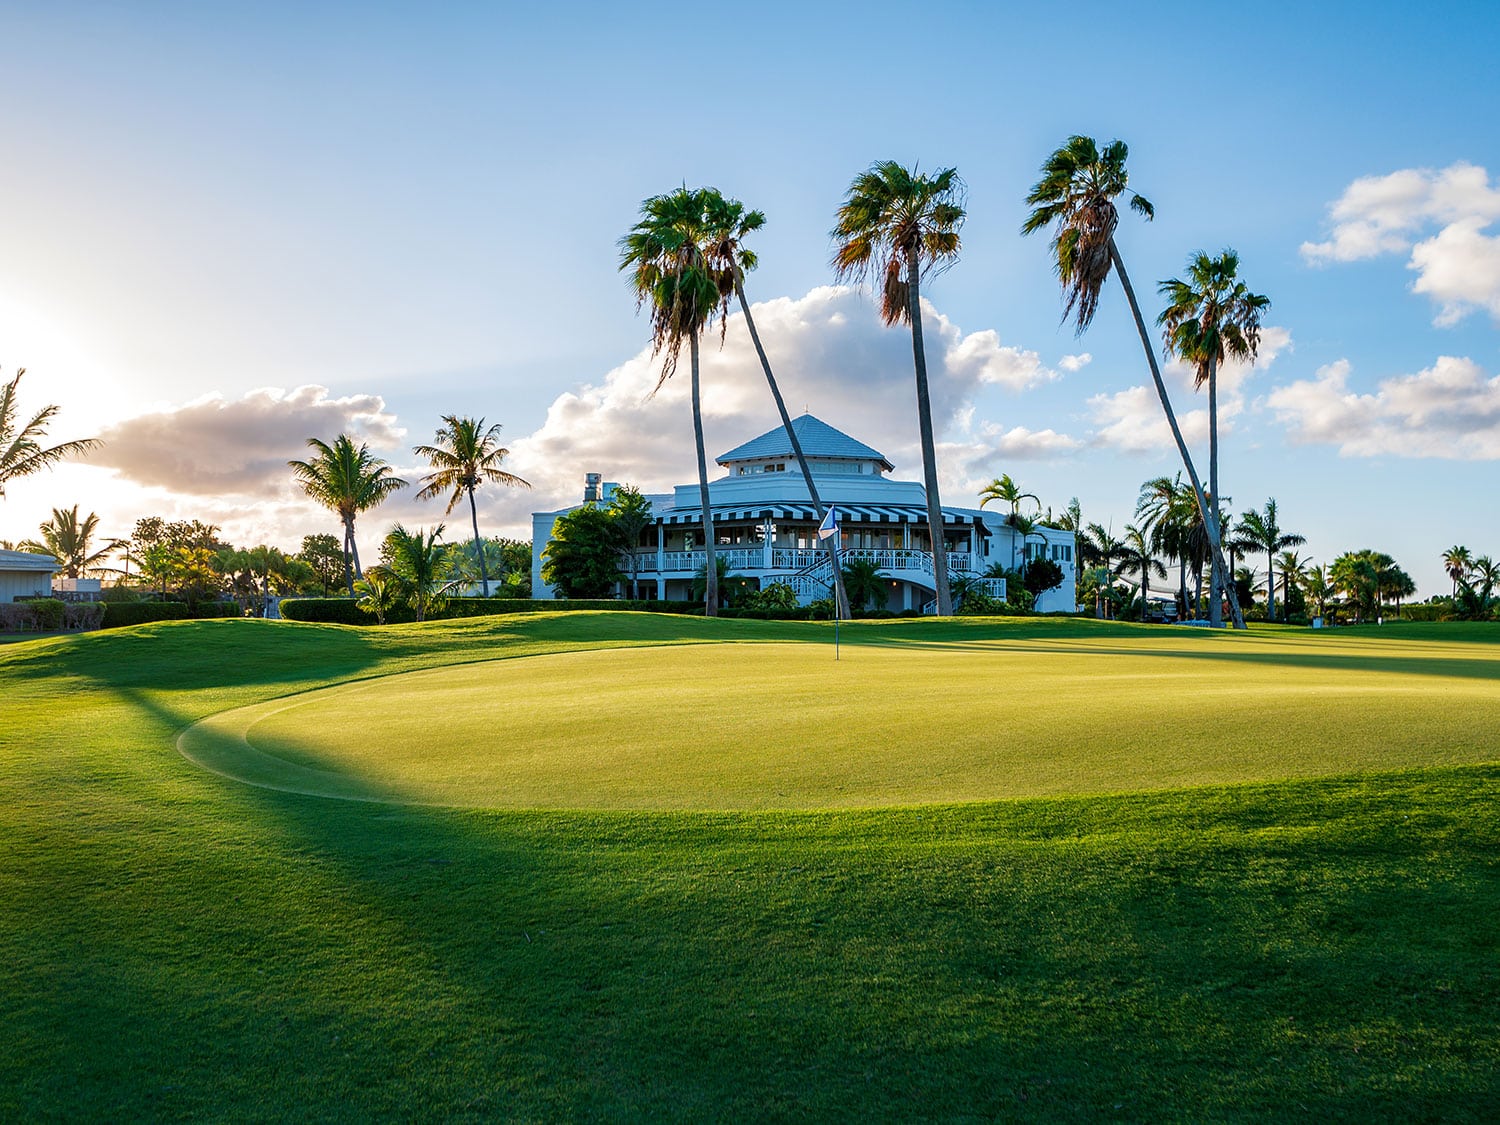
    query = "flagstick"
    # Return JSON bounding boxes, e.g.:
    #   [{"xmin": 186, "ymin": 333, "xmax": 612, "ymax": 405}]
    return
[{"xmin": 833, "ymin": 537, "xmax": 841, "ymax": 662}]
